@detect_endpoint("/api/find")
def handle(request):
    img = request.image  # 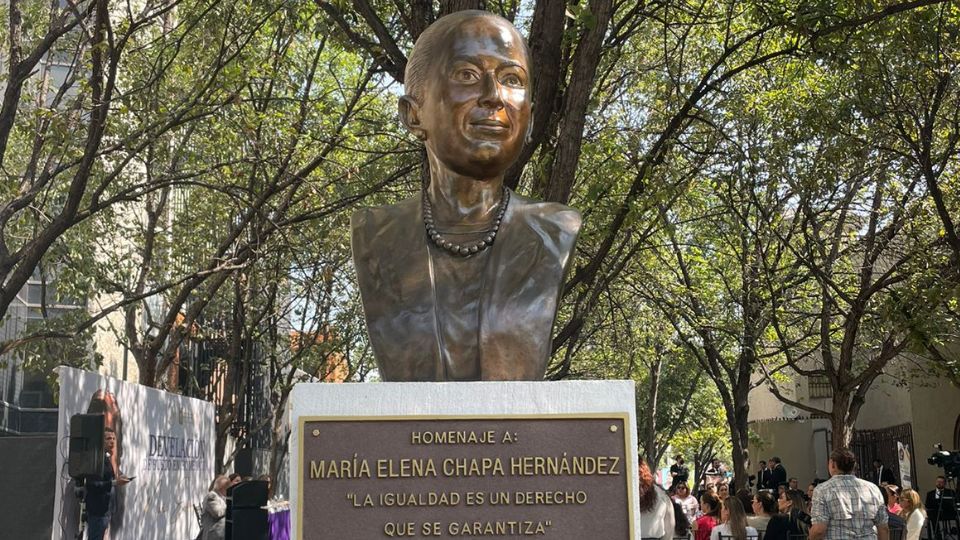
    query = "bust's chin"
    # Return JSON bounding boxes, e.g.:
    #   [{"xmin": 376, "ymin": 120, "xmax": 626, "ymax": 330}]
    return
[{"xmin": 437, "ymin": 146, "xmax": 520, "ymax": 180}]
